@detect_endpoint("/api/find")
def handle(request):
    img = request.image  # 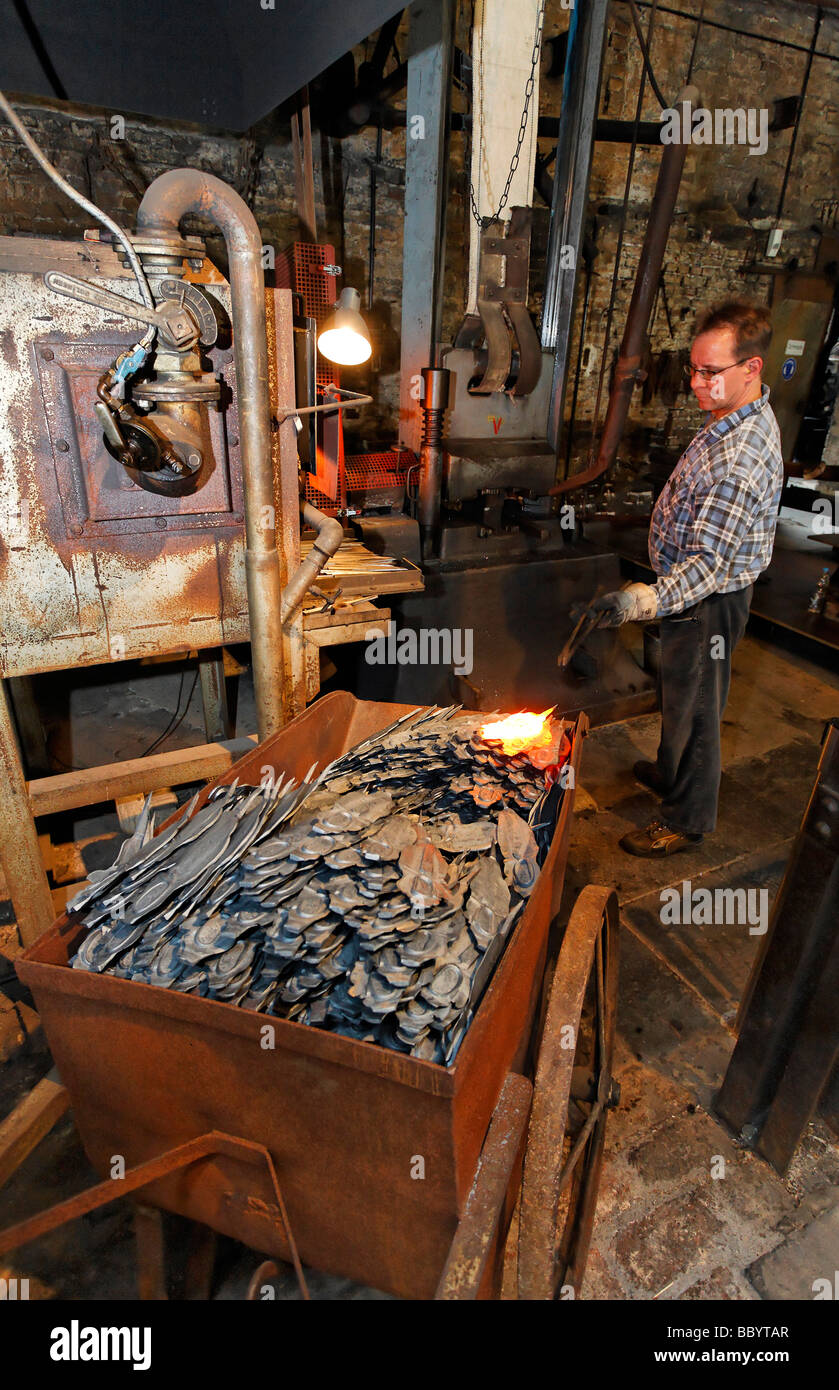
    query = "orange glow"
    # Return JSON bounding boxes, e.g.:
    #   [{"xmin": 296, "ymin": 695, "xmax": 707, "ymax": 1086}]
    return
[{"xmin": 479, "ymin": 708, "xmax": 554, "ymax": 755}]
